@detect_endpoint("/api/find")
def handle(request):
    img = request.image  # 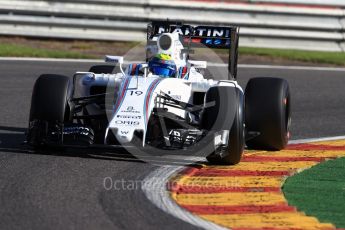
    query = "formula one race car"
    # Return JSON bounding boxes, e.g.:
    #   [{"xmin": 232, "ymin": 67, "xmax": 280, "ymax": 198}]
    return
[{"xmin": 26, "ymin": 21, "xmax": 291, "ymax": 165}]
